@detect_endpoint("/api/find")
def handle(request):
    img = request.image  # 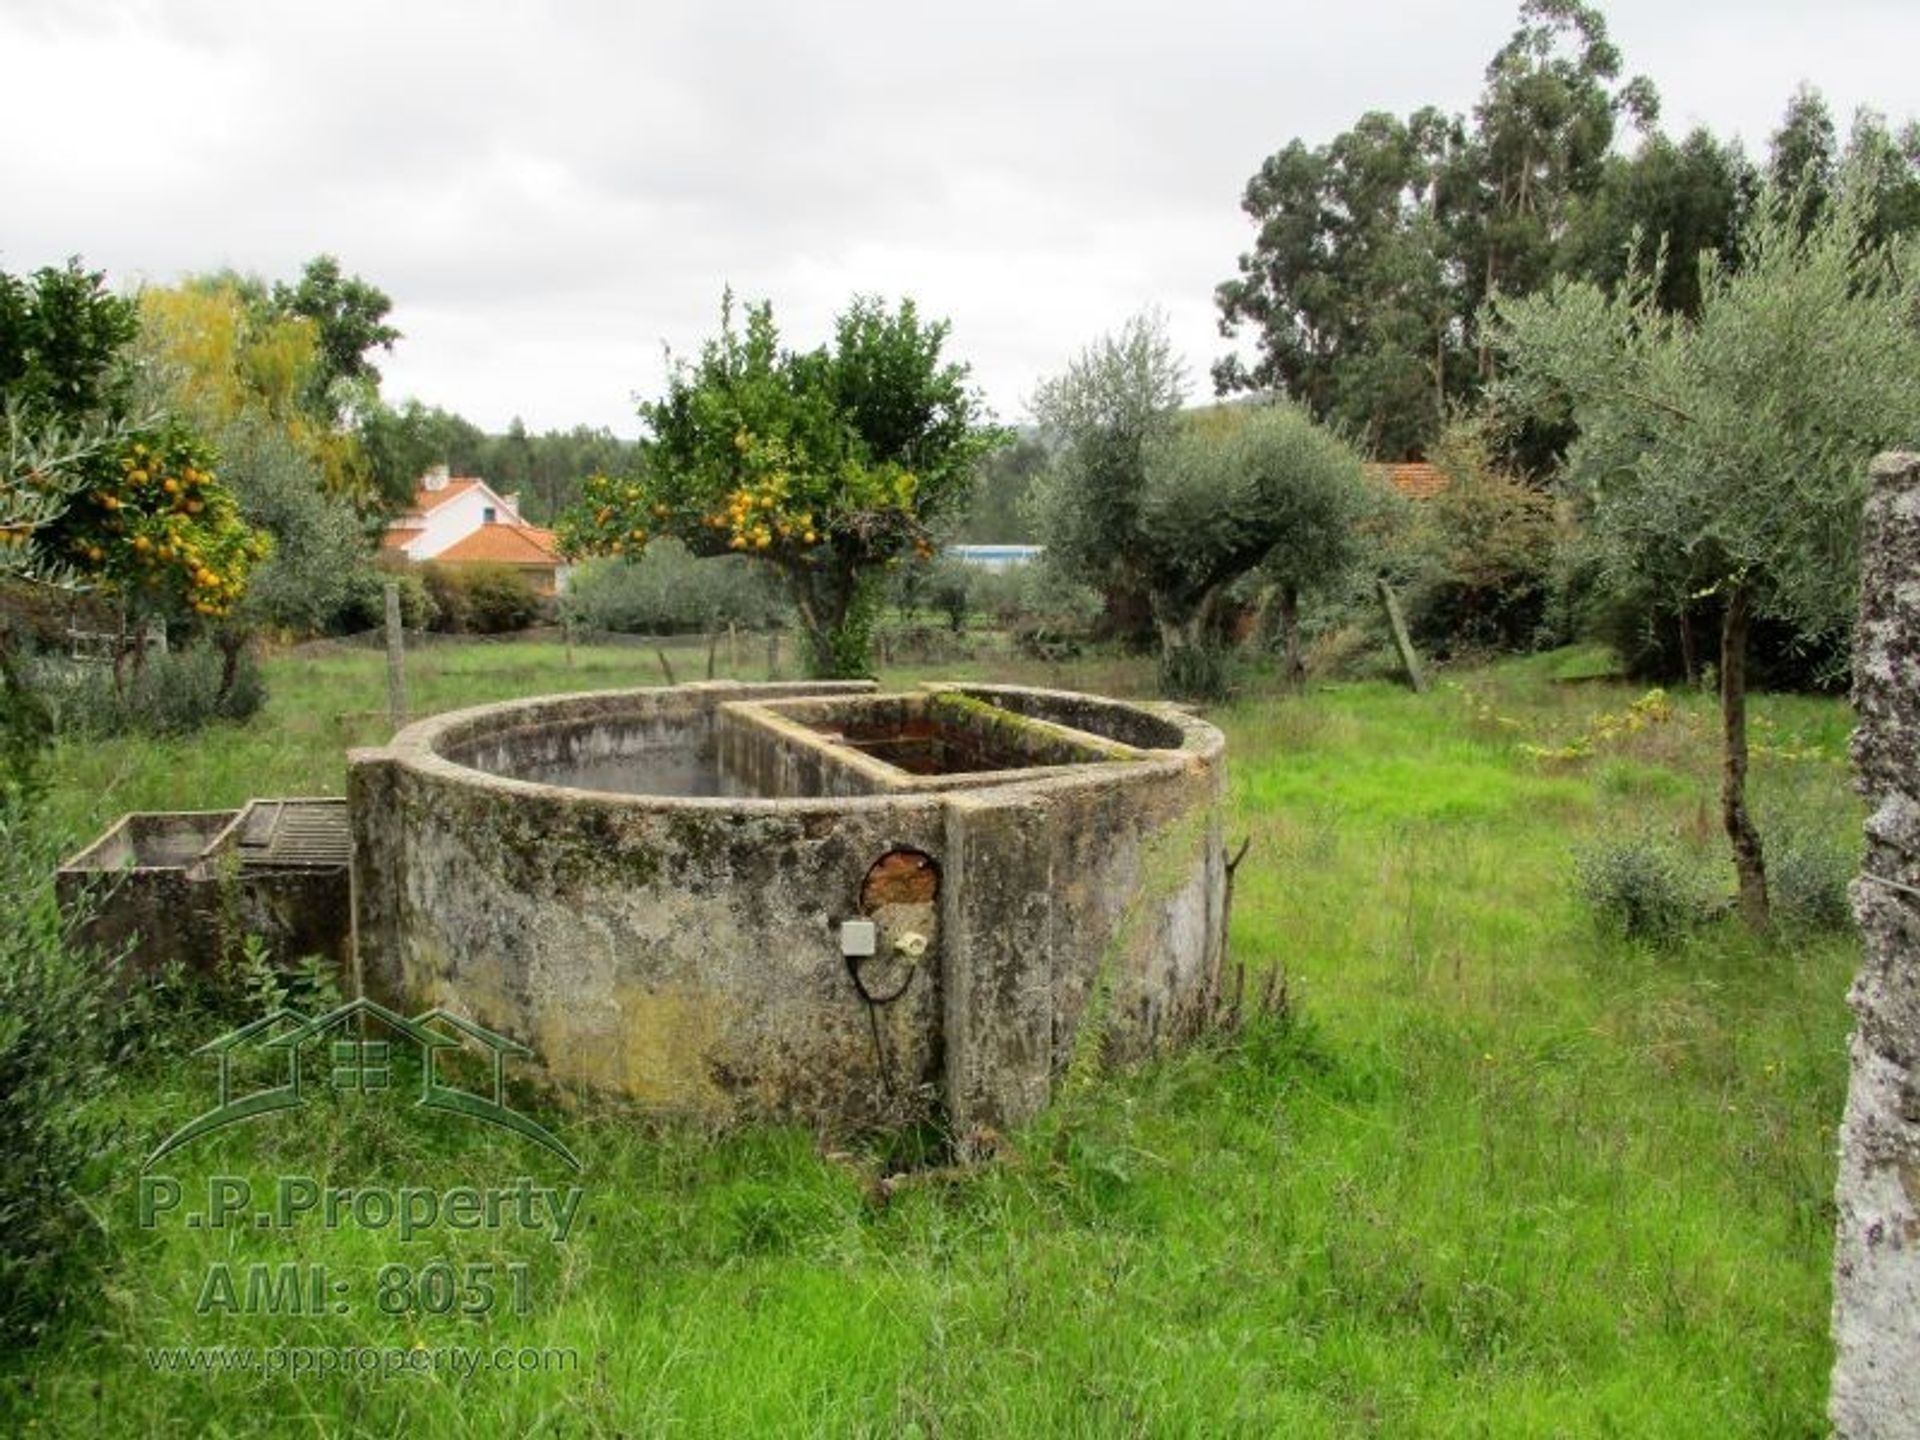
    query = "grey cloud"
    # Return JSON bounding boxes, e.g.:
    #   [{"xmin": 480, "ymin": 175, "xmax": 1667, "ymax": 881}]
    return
[{"xmin": 3, "ymin": 0, "xmax": 1917, "ymax": 432}]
